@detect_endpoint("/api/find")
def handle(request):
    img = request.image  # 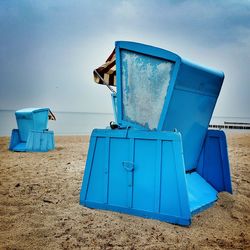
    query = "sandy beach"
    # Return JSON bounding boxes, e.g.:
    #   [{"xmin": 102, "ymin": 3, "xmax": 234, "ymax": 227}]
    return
[{"xmin": 0, "ymin": 133, "xmax": 249, "ymax": 249}]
